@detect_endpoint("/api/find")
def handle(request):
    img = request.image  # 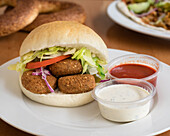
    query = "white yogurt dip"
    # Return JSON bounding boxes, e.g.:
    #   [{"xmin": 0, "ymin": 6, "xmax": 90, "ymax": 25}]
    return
[{"xmin": 96, "ymin": 84, "xmax": 151, "ymax": 122}]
